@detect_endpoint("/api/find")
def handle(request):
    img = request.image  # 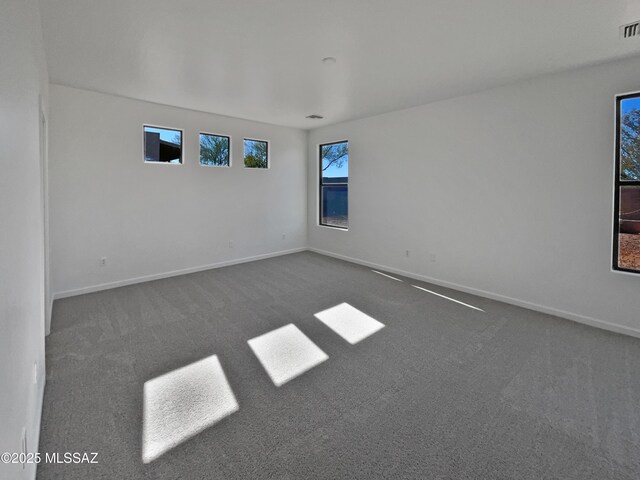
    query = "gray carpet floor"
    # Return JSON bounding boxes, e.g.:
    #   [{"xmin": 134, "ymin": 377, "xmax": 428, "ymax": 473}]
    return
[{"xmin": 37, "ymin": 251, "xmax": 640, "ymax": 479}]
